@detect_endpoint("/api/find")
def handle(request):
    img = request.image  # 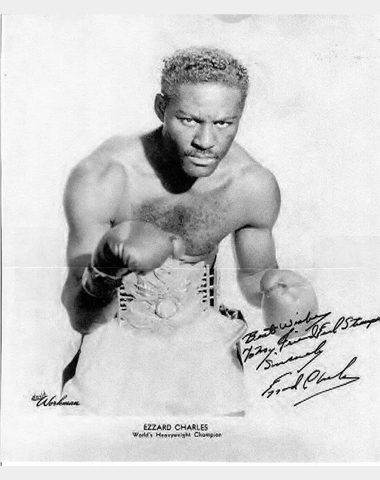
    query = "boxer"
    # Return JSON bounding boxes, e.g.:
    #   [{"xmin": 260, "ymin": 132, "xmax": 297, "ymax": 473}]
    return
[{"xmin": 61, "ymin": 47, "xmax": 318, "ymax": 415}]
